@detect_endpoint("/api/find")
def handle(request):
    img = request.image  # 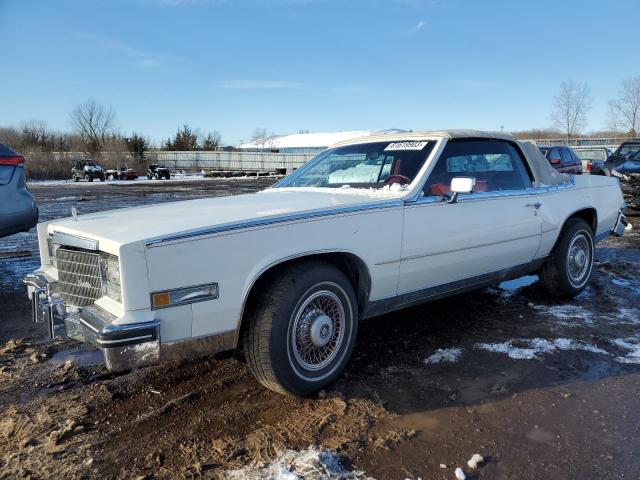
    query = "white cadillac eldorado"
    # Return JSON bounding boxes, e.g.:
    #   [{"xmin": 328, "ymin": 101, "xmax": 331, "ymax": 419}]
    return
[{"xmin": 25, "ymin": 130, "xmax": 629, "ymax": 395}]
